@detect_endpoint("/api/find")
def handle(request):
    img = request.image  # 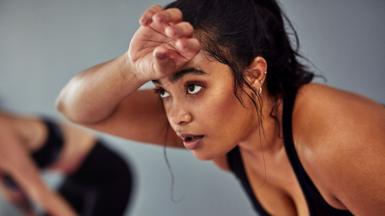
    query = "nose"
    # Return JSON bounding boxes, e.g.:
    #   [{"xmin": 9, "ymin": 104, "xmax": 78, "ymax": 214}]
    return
[{"xmin": 169, "ymin": 106, "xmax": 193, "ymax": 126}]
